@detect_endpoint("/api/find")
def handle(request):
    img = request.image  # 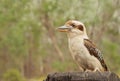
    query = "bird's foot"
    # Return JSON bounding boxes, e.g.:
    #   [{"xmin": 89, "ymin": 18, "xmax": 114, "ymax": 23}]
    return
[
  {"xmin": 93, "ymin": 68, "xmax": 100, "ymax": 72},
  {"xmin": 85, "ymin": 69, "xmax": 92, "ymax": 73}
]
